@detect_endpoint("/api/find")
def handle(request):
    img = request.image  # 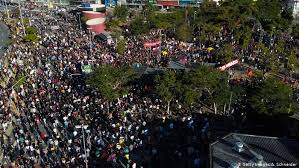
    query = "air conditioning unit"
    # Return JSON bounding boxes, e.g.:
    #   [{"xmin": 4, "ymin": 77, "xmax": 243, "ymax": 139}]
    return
[{"xmin": 233, "ymin": 141, "xmax": 244, "ymax": 153}]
